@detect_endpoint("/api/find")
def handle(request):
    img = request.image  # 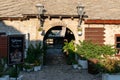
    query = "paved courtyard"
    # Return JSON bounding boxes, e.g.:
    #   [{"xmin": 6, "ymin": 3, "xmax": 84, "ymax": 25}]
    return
[{"xmin": 21, "ymin": 64, "xmax": 102, "ymax": 80}]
